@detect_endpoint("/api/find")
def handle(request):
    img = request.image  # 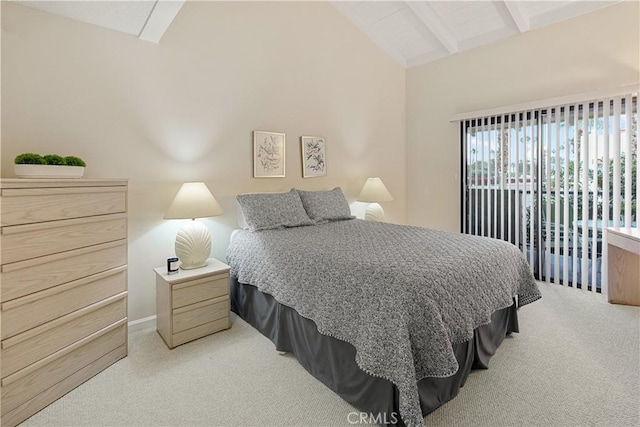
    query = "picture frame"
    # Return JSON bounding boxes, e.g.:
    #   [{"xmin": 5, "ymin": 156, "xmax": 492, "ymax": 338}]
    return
[
  {"xmin": 301, "ymin": 136, "xmax": 327, "ymax": 178},
  {"xmin": 253, "ymin": 131, "xmax": 286, "ymax": 178}
]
